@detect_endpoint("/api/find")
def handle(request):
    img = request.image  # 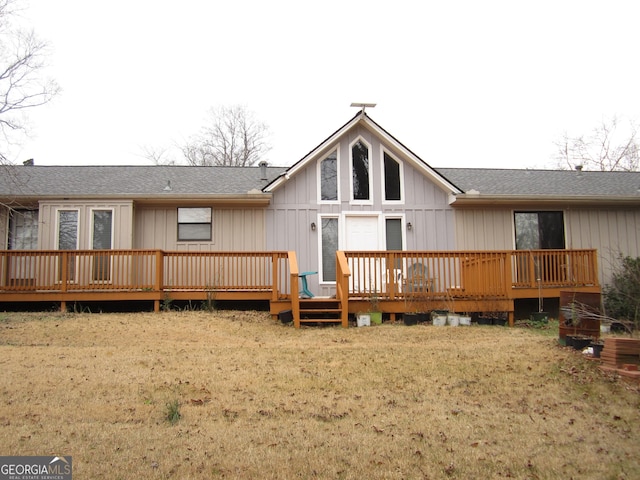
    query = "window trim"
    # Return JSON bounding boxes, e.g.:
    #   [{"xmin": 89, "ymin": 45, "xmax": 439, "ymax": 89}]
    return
[
  {"xmin": 8, "ymin": 209, "xmax": 39, "ymax": 250},
  {"xmin": 89, "ymin": 208, "xmax": 114, "ymax": 250},
  {"xmin": 55, "ymin": 208, "xmax": 80, "ymax": 284},
  {"xmin": 317, "ymin": 148, "xmax": 340, "ymax": 204},
  {"xmin": 55, "ymin": 208, "xmax": 80, "ymax": 250},
  {"xmin": 380, "ymin": 147, "xmax": 404, "ymax": 204},
  {"xmin": 317, "ymin": 214, "xmax": 340, "ymax": 284},
  {"xmin": 513, "ymin": 210, "xmax": 566, "ymax": 250},
  {"xmin": 349, "ymin": 137, "xmax": 373, "ymax": 205},
  {"xmin": 383, "ymin": 214, "xmax": 407, "ymax": 250},
  {"xmin": 177, "ymin": 207, "xmax": 213, "ymax": 242}
]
